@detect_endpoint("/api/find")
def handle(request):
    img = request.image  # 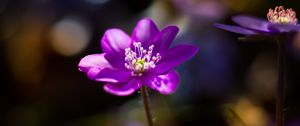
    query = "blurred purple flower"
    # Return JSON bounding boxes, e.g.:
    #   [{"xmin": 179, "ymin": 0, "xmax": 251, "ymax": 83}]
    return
[
  {"xmin": 172, "ymin": 0, "xmax": 227, "ymax": 20},
  {"xmin": 78, "ymin": 18, "xmax": 198, "ymax": 96},
  {"xmin": 215, "ymin": 6, "xmax": 300, "ymax": 35}
]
